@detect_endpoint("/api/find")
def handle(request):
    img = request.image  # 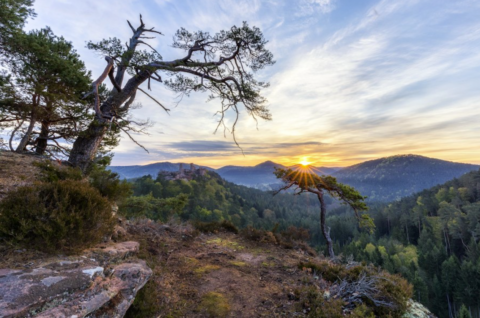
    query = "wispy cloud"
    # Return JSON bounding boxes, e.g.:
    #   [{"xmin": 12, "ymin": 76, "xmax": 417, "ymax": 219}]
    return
[{"xmin": 23, "ymin": 0, "xmax": 480, "ymax": 168}]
